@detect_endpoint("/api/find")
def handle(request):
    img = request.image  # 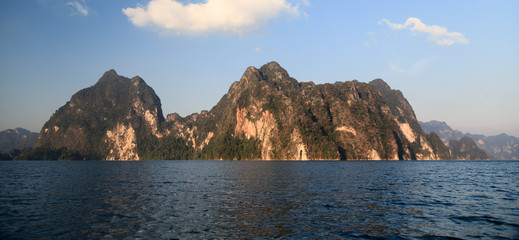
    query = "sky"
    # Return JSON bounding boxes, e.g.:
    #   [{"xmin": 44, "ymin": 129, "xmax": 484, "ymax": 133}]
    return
[{"xmin": 0, "ymin": 0, "xmax": 518, "ymax": 137}]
